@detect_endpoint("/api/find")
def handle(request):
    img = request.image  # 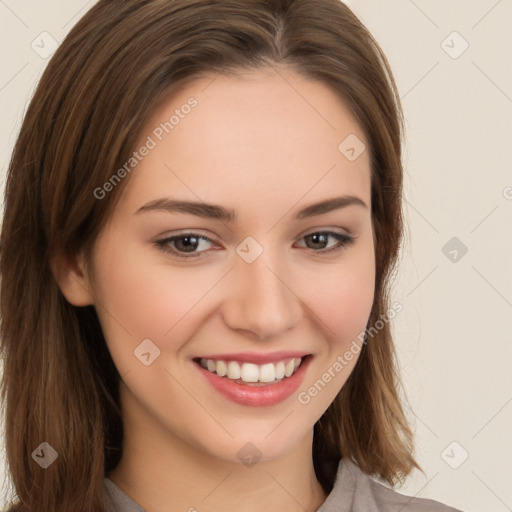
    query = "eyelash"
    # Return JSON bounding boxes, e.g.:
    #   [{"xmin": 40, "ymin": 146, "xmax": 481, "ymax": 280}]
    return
[{"xmin": 154, "ymin": 230, "xmax": 356, "ymax": 260}]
